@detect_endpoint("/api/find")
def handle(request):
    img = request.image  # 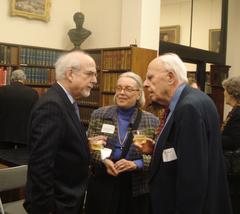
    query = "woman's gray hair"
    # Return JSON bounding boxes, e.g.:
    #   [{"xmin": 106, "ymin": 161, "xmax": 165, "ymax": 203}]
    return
[
  {"xmin": 222, "ymin": 76, "xmax": 240, "ymax": 103},
  {"xmin": 54, "ymin": 51, "xmax": 90, "ymax": 81},
  {"xmin": 114, "ymin": 71, "xmax": 145, "ymax": 108},
  {"xmin": 160, "ymin": 53, "xmax": 188, "ymax": 84},
  {"xmin": 11, "ymin": 69, "xmax": 26, "ymax": 82}
]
